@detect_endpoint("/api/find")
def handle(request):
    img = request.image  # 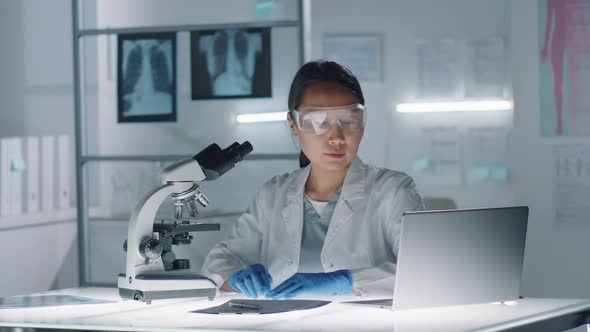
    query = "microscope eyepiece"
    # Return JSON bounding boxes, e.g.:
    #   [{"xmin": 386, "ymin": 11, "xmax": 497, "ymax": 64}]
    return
[
  {"xmin": 193, "ymin": 141, "xmax": 253, "ymax": 181},
  {"xmin": 225, "ymin": 141, "xmax": 253, "ymax": 163}
]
